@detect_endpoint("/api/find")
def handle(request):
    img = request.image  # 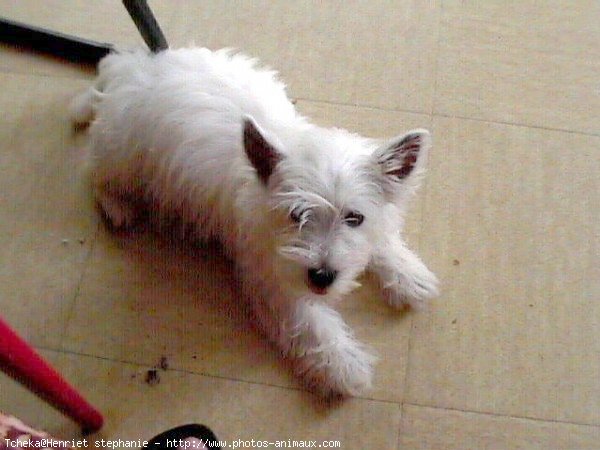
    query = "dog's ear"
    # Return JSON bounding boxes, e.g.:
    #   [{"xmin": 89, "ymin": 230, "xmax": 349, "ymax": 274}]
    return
[
  {"xmin": 373, "ymin": 129, "xmax": 431, "ymax": 185},
  {"xmin": 243, "ymin": 116, "xmax": 282, "ymax": 184}
]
